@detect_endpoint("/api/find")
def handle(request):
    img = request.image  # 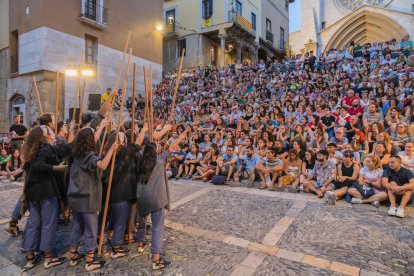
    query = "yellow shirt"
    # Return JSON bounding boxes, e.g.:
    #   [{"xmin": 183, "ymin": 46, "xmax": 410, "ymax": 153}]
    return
[{"xmin": 101, "ymin": 93, "xmax": 109, "ymax": 104}]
